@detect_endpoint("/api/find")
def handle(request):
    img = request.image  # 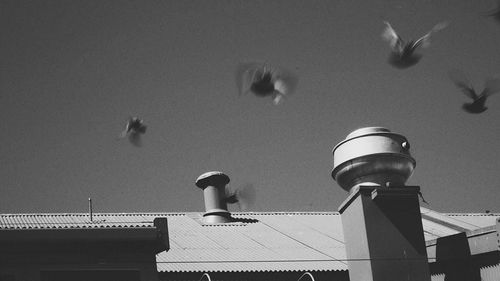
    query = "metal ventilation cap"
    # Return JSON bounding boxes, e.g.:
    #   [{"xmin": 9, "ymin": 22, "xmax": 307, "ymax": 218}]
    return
[
  {"xmin": 331, "ymin": 127, "xmax": 415, "ymax": 192},
  {"xmin": 345, "ymin": 126, "xmax": 391, "ymax": 139},
  {"xmin": 195, "ymin": 171, "xmax": 230, "ymax": 189}
]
